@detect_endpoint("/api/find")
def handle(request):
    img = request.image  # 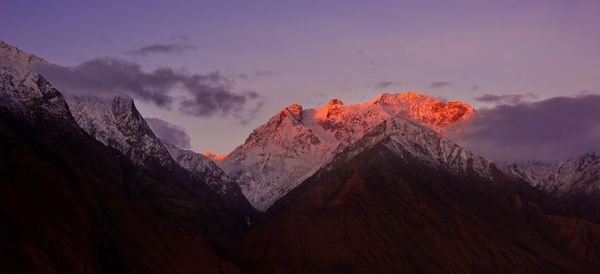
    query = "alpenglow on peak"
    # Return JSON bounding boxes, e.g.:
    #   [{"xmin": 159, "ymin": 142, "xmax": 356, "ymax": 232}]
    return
[{"xmin": 218, "ymin": 91, "xmax": 476, "ymax": 210}]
